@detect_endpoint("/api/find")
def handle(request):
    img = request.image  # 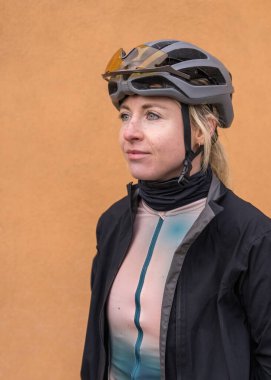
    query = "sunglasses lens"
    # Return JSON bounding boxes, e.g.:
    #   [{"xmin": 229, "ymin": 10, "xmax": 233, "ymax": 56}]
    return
[
  {"xmin": 103, "ymin": 45, "xmax": 168, "ymax": 80},
  {"xmin": 104, "ymin": 48, "xmax": 124, "ymax": 73}
]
